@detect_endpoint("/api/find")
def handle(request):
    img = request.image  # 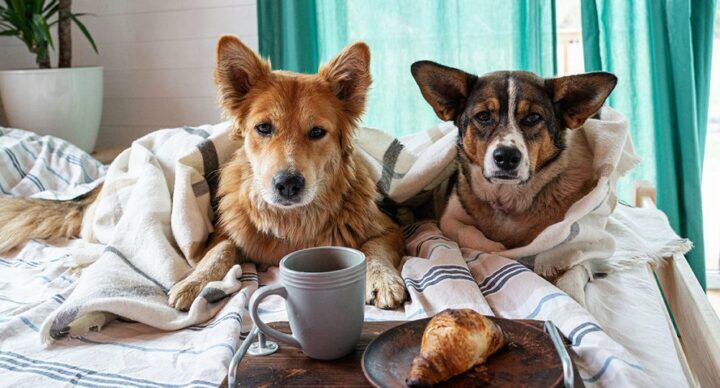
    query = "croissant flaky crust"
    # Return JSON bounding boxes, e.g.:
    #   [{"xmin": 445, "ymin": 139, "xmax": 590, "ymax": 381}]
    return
[{"xmin": 406, "ymin": 309, "xmax": 506, "ymax": 386}]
